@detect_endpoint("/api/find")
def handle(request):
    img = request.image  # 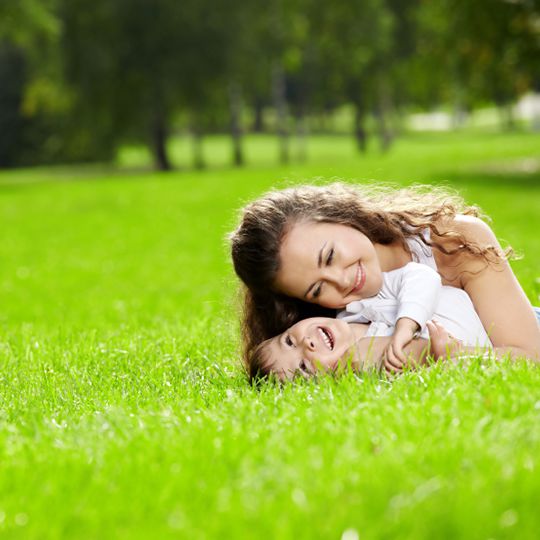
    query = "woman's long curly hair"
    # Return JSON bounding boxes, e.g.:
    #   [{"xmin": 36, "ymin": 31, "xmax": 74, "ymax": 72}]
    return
[{"xmin": 229, "ymin": 182, "xmax": 509, "ymax": 382}]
